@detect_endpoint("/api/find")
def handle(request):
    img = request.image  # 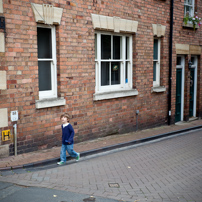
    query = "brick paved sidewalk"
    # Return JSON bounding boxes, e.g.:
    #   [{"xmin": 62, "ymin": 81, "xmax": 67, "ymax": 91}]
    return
[{"xmin": 0, "ymin": 119, "xmax": 202, "ymax": 170}]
